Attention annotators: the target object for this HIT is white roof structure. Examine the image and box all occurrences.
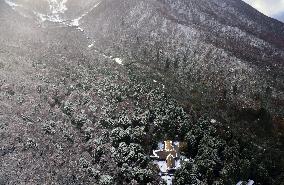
[151,141,182,185]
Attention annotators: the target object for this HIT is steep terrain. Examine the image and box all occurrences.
[80,0,284,116]
[0,0,283,184]
[78,0,284,147]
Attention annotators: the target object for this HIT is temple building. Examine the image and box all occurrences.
[151,140,180,172]
[150,140,181,185]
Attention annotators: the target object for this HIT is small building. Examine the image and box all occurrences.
[151,140,180,172]
[151,140,184,185]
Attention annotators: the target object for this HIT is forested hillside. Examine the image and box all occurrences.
[0,0,283,184]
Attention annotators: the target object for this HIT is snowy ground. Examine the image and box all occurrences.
[4,0,125,66]
[236,180,254,185]
[161,175,174,185]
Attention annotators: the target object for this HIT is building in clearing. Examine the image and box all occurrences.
[151,140,180,172]
[151,140,189,185]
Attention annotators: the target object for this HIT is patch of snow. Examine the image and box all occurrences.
[44,14,62,23]
[175,159,181,168]
[210,119,217,123]
[70,1,101,27]
[247,180,254,185]
[4,0,22,9]
[69,17,85,31]
[158,142,164,150]
[34,12,47,22]
[114,58,123,65]
[33,0,68,23]
[153,80,157,83]
[70,17,81,26]
[161,175,173,185]
[236,180,254,185]
[34,11,64,23]
[154,161,167,173]
[48,0,68,14]
[173,141,179,146]
[76,27,84,32]
[88,43,94,48]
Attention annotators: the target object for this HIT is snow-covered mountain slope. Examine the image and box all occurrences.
[3,0,283,143]
[3,0,101,22]
[73,0,284,117]
[1,0,284,184]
